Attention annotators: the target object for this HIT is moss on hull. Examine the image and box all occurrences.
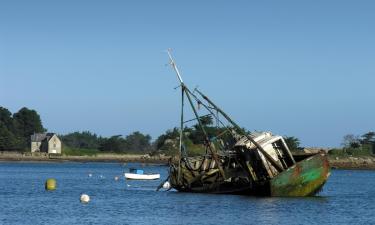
[270,153,331,197]
[169,153,331,197]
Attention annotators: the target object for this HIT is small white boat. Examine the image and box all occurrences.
[124,168,160,180]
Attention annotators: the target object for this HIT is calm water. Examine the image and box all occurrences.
[0,162,374,225]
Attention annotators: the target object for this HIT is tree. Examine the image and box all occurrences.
[155,128,180,150]
[0,123,19,150]
[342,134,361,149]
[0,107,19,150]
[284,136,301,151]
[13,107,46,149]
[99,135,126,152]
[13,107,46,148]
[361,132,375,145]
[200,115,213,127]
[359,131,375,154]
[0,107,14,131]
[189,125,205,144]
[61,131,101,149]
[125,131,152,152]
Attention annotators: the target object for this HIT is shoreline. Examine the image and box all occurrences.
[0,152,170,164]
[1,152,375,170]
[329,156,375,170]
[0,158,169,164]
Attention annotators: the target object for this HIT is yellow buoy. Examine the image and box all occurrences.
[45,179,57,191]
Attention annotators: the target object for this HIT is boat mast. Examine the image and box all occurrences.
[167,50,185,160]
[167,50,184,84]
[167,50,226,179]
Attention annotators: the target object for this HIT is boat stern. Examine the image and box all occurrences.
[270,153,331,197]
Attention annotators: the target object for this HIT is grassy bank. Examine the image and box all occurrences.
[2,145,375,169]
[325,145,375,169]
[328,145,373,158]
[0,150,170,164]
[62,147,100,156]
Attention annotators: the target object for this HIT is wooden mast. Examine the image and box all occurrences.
[167,49,226,179]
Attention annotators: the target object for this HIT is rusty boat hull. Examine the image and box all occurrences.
[270,153,331,197]
[169,152,330,197]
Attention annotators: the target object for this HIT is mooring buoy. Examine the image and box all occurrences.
[80,194,90,204]
[45,178,57,191]
[163,181,171,189]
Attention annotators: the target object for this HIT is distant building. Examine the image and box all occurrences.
[31,133,62,154]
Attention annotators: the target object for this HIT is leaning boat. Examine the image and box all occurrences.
[163,50,330,197]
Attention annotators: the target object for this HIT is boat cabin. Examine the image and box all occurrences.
[129,168,144,175]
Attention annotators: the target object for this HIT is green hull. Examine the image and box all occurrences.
[270,153,331,197]
[169,153,331,197]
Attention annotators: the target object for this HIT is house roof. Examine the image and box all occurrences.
[31,133,57,142]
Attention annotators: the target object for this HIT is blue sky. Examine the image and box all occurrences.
[0,0,374,147]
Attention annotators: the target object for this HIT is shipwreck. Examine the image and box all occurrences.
[162,50,331,197]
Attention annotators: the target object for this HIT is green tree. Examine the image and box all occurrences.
[200,115,213,126]
[342,134,361,149]
[0,123,18,150]
[0,106,48,151]
[361,131,375,145]
[359,131,375,154]
[13,107,46,149]
[155,128,180,150]
[0,107,18,150]
[125,131,152,152]
[0,107,14,130]
[284,136,301,151]
[61,131,101,149]
[99,135,125,152]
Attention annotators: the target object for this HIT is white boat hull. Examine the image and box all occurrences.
[124,173,160,180]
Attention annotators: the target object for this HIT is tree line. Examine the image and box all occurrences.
[0,106,304,154]
[0,107,46,150]
[60,131,152,153]
[1,106,373,156]
[0,106,153,153]
[337,132,375,155]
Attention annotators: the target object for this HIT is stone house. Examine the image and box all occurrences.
[31,133,62,154]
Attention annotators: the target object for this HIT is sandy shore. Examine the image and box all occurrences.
[0,151,170,164]
[329,156,375,170]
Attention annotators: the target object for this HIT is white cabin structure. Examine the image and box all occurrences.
[31,133,62,154]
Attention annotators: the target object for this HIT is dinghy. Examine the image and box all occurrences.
[124,168,160,180]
